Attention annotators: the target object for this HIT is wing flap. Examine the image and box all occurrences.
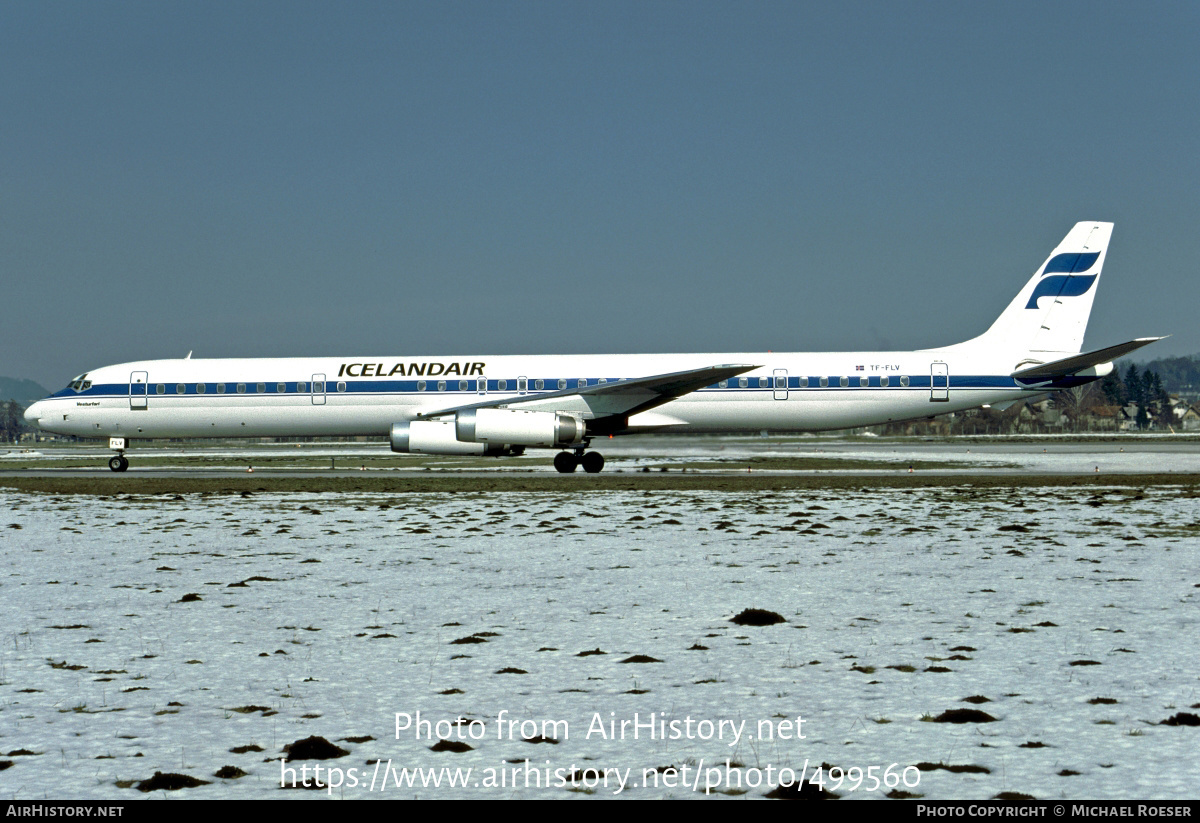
[415,363,760,421]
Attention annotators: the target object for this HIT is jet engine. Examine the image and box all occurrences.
[456,408,586,448]
[390,420,513,455]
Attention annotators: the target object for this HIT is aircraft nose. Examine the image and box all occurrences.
[23,401,43,426]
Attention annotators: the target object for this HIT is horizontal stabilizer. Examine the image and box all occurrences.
[1011,337,1165,379]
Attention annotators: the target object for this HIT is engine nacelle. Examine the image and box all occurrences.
[456,408,586,448]
[390,420,511,455]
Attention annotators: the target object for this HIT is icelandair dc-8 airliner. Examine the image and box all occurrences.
[25,222,1160,473]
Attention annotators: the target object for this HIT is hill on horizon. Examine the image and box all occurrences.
[1119,354,1200,397]
[0,376,50,408]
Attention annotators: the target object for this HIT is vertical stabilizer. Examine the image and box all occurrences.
[965,221,1112,357]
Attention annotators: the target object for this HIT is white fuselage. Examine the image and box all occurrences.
[25,348,1059,442]
[21,221,1141,469]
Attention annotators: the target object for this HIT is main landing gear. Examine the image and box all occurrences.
[554,448,605,474]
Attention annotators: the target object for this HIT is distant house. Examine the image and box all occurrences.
[1039,405,1063,427]
[1084,405,1122,432]
[1121,403,1141,431]
[1182,405,1200,432]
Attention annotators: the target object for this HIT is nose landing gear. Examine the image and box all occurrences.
[107,437,129,472]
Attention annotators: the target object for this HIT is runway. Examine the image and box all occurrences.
[4,436,1200,493]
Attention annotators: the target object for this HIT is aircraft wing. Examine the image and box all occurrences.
[415,363,761,426]
[1011,337,1165,379]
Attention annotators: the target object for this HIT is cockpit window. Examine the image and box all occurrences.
[68,374,92,392]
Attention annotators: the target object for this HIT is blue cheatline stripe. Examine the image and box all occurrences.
[52,373,1068,401]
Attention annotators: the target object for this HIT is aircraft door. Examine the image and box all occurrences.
[930,362,949,402]
[129,371,148,409]
[311,373,326,405]
[773,369,788,400]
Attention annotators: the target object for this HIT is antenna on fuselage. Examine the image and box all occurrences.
[185,351,192,359]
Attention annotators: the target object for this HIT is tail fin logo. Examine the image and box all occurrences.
[1024,251,1101,309]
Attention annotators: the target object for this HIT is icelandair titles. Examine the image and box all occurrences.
[337,362,486,378]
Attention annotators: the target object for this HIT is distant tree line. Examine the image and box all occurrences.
[1125,355,1200,396]
[1,400,24,443]
[1097,364,1173,430]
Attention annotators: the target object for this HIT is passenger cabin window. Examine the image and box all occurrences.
[900,376,910,387]
[297,382,307,393]
[859,376,868,387]
[598,378,607,384]
[437,380,446,391]
[156,384,165,394]
[557,379,567,389]
[257,383,265,393]
[216,383,226,393]
[313,382,323,393]
[237,383,246,393]
[418,381,426,391]
[535,379,544,390]
[337,382,346,392]
[719,380,728,388]
[800,377,809,387]
[759,377,769,388]
[196,383,206,394]
[738,377,748,388]
[459,380,468,391]
[176,383,186,394]
[880,376,890,387]
[819,377,829,387]
[277,383,286,393]
[498,379,508,391]
[577,379,587,388]
[839,376,849,387]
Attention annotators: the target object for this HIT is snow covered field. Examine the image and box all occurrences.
[2,484,1198,799]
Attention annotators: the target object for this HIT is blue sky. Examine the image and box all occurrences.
[3,1,1197,388]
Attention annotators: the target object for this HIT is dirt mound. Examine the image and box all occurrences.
[730,608,785,626]
[284,736,349,761]
[135,772,211,792]
[932,709,997,723]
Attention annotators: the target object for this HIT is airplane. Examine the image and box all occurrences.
[23,221,1160,473]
